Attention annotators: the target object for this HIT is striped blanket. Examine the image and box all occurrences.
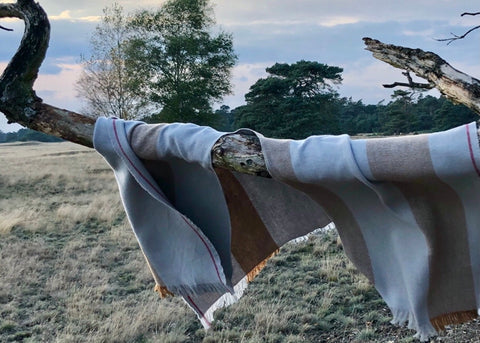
[94,117,480,341]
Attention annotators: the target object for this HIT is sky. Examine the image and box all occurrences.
[1,0,479,132]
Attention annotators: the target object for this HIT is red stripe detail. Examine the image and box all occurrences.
[187,295,211,327]
[466,124,480,177]
[112,119,165,197]
[111,119,225,286]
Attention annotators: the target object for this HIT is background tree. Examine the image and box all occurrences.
[125,0,237,125]
[234,61,343,139]
[76,3,150,120]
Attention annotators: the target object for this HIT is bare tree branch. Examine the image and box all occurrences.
[0,23,12,31]
[383,71,435,89]
[461,12,480,17]
[363,37,480,115]
[436,25,480,45]
[435,11,480,44]
[0,0,96,147]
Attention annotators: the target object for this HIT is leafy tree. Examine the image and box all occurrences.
[234,61,343,139]
[338,98,381,135]
[433,97,479,131]
[214,105,235,131]
[381,90,417,135]
[76,3,150,119]
[125,0,237,125]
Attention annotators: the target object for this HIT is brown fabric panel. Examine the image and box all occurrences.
[261,136,375,283]
[365,135,432,182]
[260,138,296,182]
[367,137,477,319]
[289,181,376,284]
[215,168,279,275]
[129,124,166,160]
[233,172,330,246]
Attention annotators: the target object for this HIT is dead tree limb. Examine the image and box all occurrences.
[0,24,13,31]
[363,37,480,115]
[0,0,96,147]
[383,71,434,90]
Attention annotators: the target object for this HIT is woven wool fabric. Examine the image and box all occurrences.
[94,117,480,341]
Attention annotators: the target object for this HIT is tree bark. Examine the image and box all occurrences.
[1,1,479,177]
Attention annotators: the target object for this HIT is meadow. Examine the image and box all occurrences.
[1,141,479,342]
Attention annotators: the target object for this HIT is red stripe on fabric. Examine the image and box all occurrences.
[112,119,165,197]
[187,295,211,327]
[466,124,480,177]
[111,119,225,286]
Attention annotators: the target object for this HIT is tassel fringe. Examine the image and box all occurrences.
[430,310,478,331]
[154,284,174,298]
[390,308,437,342]
[246,249,279,282]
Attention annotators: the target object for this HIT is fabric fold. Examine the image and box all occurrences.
[94,118,480,341]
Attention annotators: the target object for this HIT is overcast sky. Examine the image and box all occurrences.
[1,0,479,132]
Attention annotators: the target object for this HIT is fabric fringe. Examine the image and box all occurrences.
[390,309,437,342]
[246,249,279,282]
[188,250,280,329]
[154,284,174,298]
[430,310,478,332]
[200,277,249,329]
[173,282,232,299]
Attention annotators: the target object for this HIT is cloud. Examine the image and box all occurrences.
[222,62,273,108]
[49,10,101,22]
[0,60,84,133]
[0,60,84,112]
[319,16,360,27]
[35,62,84,111]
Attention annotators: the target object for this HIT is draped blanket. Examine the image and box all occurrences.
[94,117,480,341]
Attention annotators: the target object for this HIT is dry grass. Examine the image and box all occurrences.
[1,141,480,342]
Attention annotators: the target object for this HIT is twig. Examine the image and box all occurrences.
[0,24,13,31]
[436,25,480,45]
[383,71,434,90]
[436,11,480,44]
[461,12,480,17]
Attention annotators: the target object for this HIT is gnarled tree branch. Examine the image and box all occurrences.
[0,0,95,147]
[383,71,434,89]
[363,37,480,115]
[0,24,13,31]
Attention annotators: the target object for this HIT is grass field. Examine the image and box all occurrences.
[1,141,480,342]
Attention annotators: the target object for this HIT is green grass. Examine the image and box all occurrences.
[1,142,480,342]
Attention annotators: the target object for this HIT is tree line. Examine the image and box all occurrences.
[0,128,63,143]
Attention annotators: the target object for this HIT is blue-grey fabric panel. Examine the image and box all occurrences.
[93,118,228,296]
[285,133,432,333]
[154,123,225,170]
